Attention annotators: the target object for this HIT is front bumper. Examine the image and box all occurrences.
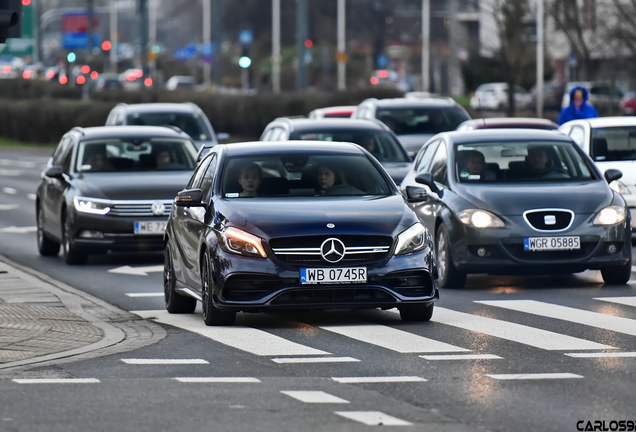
[210,248,438,313]
[449,215,631,275]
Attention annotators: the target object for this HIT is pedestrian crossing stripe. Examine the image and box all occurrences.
[594,296,636,308]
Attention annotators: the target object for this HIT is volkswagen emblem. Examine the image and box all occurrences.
[320,238,346,263]
[151,201,166,216]
[327,223,335,229]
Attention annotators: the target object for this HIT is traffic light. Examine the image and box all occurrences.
[67,52,76,62]
[238,46,251,68]
[0,0,22,44]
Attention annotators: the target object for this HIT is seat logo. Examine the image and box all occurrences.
[151,201,166,216]
[320,238,346,263]
[544,215,556,225]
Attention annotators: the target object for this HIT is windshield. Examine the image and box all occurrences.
[126,112,211,141]
[375,107,469,135]
[76,138,198,172]
[288,129,409,162]
[455,141,596,183]
[591,127,636,161]
[222,154,392,198]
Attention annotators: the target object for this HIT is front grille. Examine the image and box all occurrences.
[524,209,573,231]
[270,235,393,265]
[109,200,173,217]
[271,288,395,305]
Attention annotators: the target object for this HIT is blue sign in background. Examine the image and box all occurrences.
[63,33,101,50]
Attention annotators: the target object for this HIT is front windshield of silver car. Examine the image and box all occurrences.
[455,141,595,183]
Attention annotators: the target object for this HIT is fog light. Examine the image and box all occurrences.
[79,230,104,239]
[477,247,487,257]
[607,244,617,254]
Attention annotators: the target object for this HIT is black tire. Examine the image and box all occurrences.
[601,262,632,285]
[36,204,60,256]
[436,225,466,288]
[61,212,88,265]
[164,242,196,314]
[399,303,434,322]
[201,251,236,326]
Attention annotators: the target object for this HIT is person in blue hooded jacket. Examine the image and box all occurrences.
[557,86,599,125]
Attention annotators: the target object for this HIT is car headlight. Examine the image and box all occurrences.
[73,197,111,215]
[457,209,505,228]
[219,227,267,258]
[395,223,428,255]
[593,205,627,225]
[609,180,631,195]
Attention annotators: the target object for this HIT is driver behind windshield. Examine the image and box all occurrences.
[238,163,263,197]
[315,163,363,195]
[525,146,551,177]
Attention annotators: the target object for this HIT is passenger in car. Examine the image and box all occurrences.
[238,163,263,197]
[86,146,115,172]
[359,136,385,161]
[155,149,172,167]
[315,163,363,195]
[458,150,496,181]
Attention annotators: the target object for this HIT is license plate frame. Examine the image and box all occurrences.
[523,236,581,251]
[300,267,367,285]
[134,221,167,235]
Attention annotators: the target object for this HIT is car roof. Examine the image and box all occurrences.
[466,117,558,128]
[445,128,570,144]
[116,103,201,113]
[573,116,636,128]
[273,118,387,131]
[220,140,365,157]
[71,125,191,140]
[365,97,459,108]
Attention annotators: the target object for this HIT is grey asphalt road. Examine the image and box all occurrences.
[1,147,635,432]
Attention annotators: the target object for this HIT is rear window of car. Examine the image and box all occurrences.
[76,138,198,172]
[126,112,211,141]
[222,153,392,198]
[455,141,596,183]
[375,107,469,136]
[288,129,409,162]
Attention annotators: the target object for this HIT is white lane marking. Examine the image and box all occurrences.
[125,293,164,298]
[0,204,19,211]
[121,359,208,365]
[132,310,330,356]
[0,169,23,177]
[174,377,261,383]
[109,265,163,276]
[486,373,583,380]
[12,378,100,384]
[420,354,503,361]
[0,159,36,168]
[2,187,16,194]
[335,411,412,426]
[281,391,349,404]
[27,193,36,200]
[0,226,37,234]
[477,300,636,338]
[595,296,636,308]
[565,352,636,358]
[428,307,614,351]
[271,357,359,364]
[319,323,470,353]
[332,376,426,384]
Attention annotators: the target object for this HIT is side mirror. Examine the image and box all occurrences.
[44,165,64,178]
[415,173,443,196]
[175,188,205,207]
[217,132,231,143]
[604,169,623,184]
[405,186,428,203]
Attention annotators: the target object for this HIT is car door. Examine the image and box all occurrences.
[42,136,74,239]
[400,139,440,192]
[568,124,589,155]
[418,140,449,233]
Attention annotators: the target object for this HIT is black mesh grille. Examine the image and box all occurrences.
[222,275,282,301]
[525,210,572,230]
[271,288,395,305]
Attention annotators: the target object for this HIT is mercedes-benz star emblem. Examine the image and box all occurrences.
[151,201,166,216]
[320,238,346,263]
[327,223,335,228]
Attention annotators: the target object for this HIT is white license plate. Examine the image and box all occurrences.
[524,236,580,251]
[300,267,367,285]
[134,221,167,235]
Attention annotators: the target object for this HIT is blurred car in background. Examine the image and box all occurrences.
[529,81,565,111]
[469,83,532,111]
[352,97,470,157]
[561,81,623,113]
[619,91,636,115]
[119,68,145,90]
[308,106,356,119]
[166,75,195,91]
[260,117,412,183]
[456,117,558,131]
[105,102,229,150]
[95,73,124,91]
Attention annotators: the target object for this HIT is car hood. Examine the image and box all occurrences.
[395,135,434,155]
[73,171,192,200]
[454,180,612,216]
[215,194,417,240]
[382,162,412,185]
